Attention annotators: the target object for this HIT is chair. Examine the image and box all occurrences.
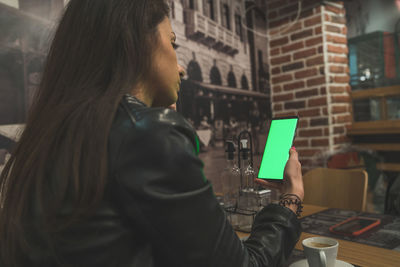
[303,168,368,212]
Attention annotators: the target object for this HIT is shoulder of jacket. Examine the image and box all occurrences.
[113,101,200,154]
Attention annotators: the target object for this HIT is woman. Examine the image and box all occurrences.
[0,0,304,266]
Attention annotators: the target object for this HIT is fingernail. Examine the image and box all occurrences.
[291,146,296,151]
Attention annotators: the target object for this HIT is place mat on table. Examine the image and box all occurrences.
[284,249,361,267]
[300,208,400,250]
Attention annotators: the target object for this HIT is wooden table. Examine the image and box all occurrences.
[236,204,400,267]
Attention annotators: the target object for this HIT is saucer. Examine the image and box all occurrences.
[289,259,354,267]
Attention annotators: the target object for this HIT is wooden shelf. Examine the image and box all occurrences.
[351,85,400,99]
[347,120,400,135]
[376,163,400,172]
[355,143,400,151]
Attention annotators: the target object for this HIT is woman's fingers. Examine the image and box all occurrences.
[289,147,298,160]
[254,178,282,190]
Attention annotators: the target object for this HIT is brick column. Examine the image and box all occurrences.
[267,0,352,169]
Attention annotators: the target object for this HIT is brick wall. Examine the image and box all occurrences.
[267,0,352,169]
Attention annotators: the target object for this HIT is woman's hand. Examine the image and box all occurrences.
[255,147,304,201]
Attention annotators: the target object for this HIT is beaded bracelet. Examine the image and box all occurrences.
[279,193,303,217]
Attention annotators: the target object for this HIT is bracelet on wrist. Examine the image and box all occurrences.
[278,193,303,217]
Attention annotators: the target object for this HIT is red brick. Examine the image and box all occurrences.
[336,114,352,123]
[306,55,324,66]
[294,139,309,147]
[305,16,321,27]
[334,126,345,134]
[318,46,323,54]
[325,25,342,33]
[279,3,299,16]
[270,36,289,48]
[294,48,317,60]
[330,65,345,73]
[291,29,313,41]
[298,108,320,117]
[299,129,323,137]
[282,61,304,72]
[334,136,351,145]
[332,105,347,114]
[328,44,348,54]
[342,27,347,35]
[310,117,329,126]
[325,4,344,14]
[273,103,283,111]
[333,75,350,83]
[308,96,327,107]
[331,95,351,103]
[296,88,319,100]
[320,87,326,95]
[284,81,305,91]
[284,22,303,34]
[329,86,346,93]
[272,67,281,75]
[273,85,282,93]
[272,74,293,84]
[315,26,322,35]
[271,48,280,56]
[325,14,330,22]
[298,149,321,157]
[298,8,314,20]
[271,55,291,65]
[327,15,346,24]
[329,56,348,64]
[307,76,325,87]
[324,127,329,136]
[275,111,297,117]
[298,120,309,128]
[273,92,294,102]
[268,0,288,10]
[295,68,318,79]
[269,17,289,28]
[282,41,304,54]
[323,107,328,115]
[285,100,306,109]
[305,36,323,47]
[270,28,281,36]
[326,34,347,44]
[312,138,329,147]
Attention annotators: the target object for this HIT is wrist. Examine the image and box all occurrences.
[284,189,304,201]
[278,193,303,217]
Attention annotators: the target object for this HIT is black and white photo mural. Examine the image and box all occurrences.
[0,0,272,194]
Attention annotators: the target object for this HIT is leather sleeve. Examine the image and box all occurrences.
[112,114,301,267]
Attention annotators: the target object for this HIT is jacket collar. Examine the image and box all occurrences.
[124,94,148,108]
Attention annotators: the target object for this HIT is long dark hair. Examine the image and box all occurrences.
[0,0,169,265]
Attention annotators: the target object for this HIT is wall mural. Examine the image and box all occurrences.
[0,0,272,193]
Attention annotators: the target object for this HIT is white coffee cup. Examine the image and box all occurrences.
[302,237,338,267]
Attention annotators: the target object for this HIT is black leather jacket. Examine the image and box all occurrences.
[27,95,301,266]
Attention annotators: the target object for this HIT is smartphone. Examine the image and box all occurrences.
[329,216,381,236]
[257,116,298,181]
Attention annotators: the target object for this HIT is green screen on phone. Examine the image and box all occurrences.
[258,117,298,180]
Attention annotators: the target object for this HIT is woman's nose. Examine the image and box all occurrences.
[178,64,186,79]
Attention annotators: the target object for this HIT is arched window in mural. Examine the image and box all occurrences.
[187,60,203,82]
[210,66,222,85]
[241,74,249,90]
[227,71,237,88]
